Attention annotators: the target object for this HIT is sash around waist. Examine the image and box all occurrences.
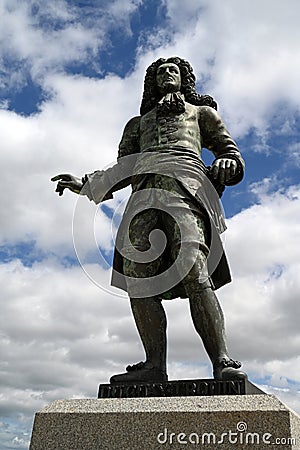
[132,146,207,180]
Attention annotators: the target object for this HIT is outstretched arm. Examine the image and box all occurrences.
[51,169,126,203]
[51,162,134,202]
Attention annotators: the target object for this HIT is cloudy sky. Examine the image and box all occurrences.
[0,0,299,448]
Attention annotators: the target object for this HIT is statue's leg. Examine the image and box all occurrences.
[110,209,168,383]
[170,207,246,381]
[110,296,168,384]
[186,277,228,363]
[130,296,167,373]
[182,252,247,381]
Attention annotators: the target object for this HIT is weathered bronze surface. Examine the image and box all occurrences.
[52,57,246,384]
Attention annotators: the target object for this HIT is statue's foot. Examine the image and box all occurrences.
[110,361,168,384]
[213,357,247,381]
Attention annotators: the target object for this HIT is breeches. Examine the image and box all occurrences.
[122,206,210,286]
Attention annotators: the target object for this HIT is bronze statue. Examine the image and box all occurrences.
[52,57,246,384]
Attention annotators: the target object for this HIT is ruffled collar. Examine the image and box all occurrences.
[157,92,185,115]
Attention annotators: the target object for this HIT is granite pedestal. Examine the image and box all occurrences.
[30,394,300,449]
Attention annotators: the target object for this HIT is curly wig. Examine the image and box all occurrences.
[140,56,217,116]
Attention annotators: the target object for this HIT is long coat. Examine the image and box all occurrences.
[83,103,245,299]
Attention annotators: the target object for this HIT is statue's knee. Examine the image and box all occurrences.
[171,242,197,265]
[198,278,212,290]
[174,244,208,283]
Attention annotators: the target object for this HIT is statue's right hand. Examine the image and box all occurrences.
[51,173,83,196]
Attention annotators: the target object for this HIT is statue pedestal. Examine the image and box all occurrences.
[30,393,300,449]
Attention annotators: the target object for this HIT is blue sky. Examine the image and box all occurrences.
[0,0,300,448]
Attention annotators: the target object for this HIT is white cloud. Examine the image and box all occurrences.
[226,184,300,276]
[0,0,142,90]
[0,1,95,83]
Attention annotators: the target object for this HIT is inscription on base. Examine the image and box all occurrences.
[98,379,263,399]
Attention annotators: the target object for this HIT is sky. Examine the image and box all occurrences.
[0,0,300,448]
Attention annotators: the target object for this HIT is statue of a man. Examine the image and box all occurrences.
[52,57,246,383]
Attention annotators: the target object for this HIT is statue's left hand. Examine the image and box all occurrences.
[51,173,83,196]
[210,158,238,184]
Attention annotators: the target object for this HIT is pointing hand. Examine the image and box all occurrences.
[51,173,83,196]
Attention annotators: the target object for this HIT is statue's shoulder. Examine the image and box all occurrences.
[119,116,141,152]
[123,116,141,132]
[197,105,222,126]
[198,105,220,117]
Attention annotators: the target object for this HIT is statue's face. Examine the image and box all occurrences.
[156,63,181,95]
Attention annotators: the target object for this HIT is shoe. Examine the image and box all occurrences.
[213,357,248,381]
[110,361,168,384]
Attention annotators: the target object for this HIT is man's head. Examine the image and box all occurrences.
[156,62,181,95]
[140,56,217,115]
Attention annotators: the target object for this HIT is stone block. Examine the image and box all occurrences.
[30,394,300,449]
